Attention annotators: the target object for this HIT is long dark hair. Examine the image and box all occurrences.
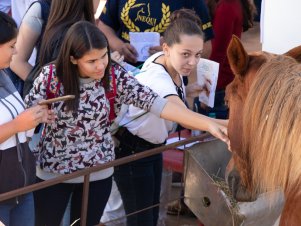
[0,11,18,44]
[55,21,111,111]
[39,0,95,66]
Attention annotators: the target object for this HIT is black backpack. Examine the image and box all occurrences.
[22,0,51,98]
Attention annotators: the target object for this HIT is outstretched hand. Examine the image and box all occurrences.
[208,121,230,148]
[15,105,55,132]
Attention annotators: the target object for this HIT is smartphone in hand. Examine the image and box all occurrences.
[38,95,75,105]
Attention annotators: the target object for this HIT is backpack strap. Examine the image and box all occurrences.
[39,0,51,22]
[45,64,60,99]
[106,65,118,122]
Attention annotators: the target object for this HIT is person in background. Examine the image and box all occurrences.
[114,15,228,226]
[25,20,228,226]
[10,0,100,81]
[10,0,52,80]
[194,0,255,119]
[100,7,210,226]
[0,11,54,226]
[98,0,214,65]
[38,0,97,67]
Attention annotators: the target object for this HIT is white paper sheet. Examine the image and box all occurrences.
[197,58,219,108]
[129,32,160,62]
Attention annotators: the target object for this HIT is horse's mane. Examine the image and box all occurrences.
[242,55,301,195]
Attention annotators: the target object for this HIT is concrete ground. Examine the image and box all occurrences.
[165,22,261,226]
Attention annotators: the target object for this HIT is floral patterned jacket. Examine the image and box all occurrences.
[25,62,165,175]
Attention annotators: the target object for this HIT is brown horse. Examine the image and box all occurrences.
[225,35,301,225]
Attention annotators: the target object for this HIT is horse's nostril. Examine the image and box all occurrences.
[202,196,211,207]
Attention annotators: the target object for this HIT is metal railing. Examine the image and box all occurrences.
[0,133,211,226]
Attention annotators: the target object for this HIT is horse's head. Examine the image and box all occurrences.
[225,35,301,200]
[225,35,270,200]
[226,35,301,155]
[226,36,267,154]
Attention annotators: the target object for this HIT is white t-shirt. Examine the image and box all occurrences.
[120,52,185,144]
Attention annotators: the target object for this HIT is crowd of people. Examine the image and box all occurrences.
[0,0,258,225]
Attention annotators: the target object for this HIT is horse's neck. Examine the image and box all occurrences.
[280,189,301,226]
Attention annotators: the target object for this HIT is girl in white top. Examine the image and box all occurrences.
[120,51,186,144]
[115,16,229,226]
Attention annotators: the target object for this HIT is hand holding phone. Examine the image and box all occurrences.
[38,95,75,105]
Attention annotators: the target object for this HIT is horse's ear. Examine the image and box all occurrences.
[284,45,301,63]
[227,35,249,78]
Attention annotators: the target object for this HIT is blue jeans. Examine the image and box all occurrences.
[0,193,34,226]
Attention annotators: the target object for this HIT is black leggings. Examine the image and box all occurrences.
[34,176,112,226]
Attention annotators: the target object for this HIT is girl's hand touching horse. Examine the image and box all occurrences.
[207,120,230,147]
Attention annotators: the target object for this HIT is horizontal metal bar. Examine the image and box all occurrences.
[0,133,212,202]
